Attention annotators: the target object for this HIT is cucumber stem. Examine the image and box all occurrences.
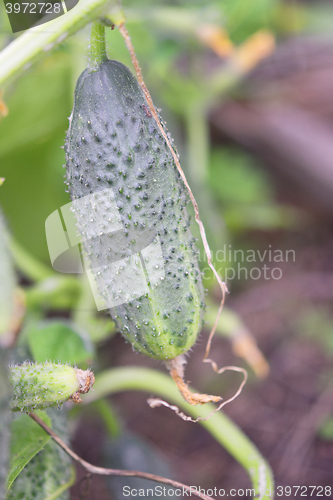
[0,0,121,87]
[90,22,108,70]
[83,366,275,499]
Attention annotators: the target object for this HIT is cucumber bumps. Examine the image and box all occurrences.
[65,59,204,360]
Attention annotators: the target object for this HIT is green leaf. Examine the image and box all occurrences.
[0,350,11,499]
[7,410,51,492]
[7,408,74,500]
[27,320,94,365]
[42,464,75,500]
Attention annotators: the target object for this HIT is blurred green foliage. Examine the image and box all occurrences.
[2,0,333,496]
[0,50,72,262]
[295,306,333,354]
[0,0,328,266]
[26,320,94,365]
[318,417,333,442]
[7,411,51,491]
[209,147,273,205]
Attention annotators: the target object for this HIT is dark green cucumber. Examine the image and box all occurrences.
[65,59,204,360]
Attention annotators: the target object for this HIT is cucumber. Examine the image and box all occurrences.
[9,362,95,412]
[65,59,204,360]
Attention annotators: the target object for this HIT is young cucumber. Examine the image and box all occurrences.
[65,59,204,360]
[10,362,94,412]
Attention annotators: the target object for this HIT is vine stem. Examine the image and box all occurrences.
[0,0,123,87]
[90,22,107,70]
[28,412,215,500]
[82,367,274,499]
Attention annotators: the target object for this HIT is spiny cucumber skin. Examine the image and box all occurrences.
[9,362,79,412]
[65,60,204,360]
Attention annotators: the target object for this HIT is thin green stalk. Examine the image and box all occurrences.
[26,276,81,310]
[0,210,16,340]
[93,399,121,437]
[186,102,209,186]
[83,367,274,499]
[90,22,107,70]
[185,101,228,258]
[10,238,54,282]
[71,271,115,342]
[0,0,124,87]
[72,272,96,328]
